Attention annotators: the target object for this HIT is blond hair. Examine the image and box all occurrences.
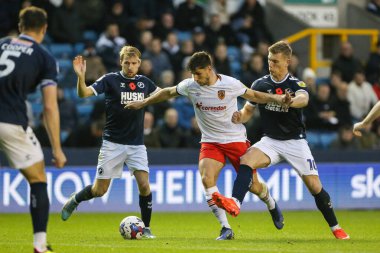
[119,46,141,61]
[268,41,292,58]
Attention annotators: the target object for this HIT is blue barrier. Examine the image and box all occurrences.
[1,163,379,213]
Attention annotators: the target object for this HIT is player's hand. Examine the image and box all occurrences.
[232,111,242,124]
[281,91,293,109]
[73,56,86,78]
[353,122,367,137]
[124,101,145,110]
[52,149,67,168]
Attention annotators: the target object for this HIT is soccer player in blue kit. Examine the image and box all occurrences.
[61,46,157,238]
[0,6,67,253]
[213,41,350,240]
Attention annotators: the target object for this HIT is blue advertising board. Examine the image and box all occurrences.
[0,163,379,213]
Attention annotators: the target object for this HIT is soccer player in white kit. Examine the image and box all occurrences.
[126,51,290,239]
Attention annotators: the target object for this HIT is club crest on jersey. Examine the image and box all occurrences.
[137,82,144,88]
[217,90,225,100]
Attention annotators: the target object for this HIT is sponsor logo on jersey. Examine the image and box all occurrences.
[120,82,126,88]
[217,90,225,100]
[195,102,226,112]
[265,102,289,112]
[297,81,306,87]
[121,92,145,104]
[137,82,144,88]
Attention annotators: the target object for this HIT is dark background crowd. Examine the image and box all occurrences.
[2,0,380,150]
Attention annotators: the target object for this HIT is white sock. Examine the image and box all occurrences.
[330,224,341,231]
[232,197,241,208]
[258,182,275,210]
[33,232,47,252]
[205,186,230,229]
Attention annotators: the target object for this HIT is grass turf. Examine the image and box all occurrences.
[0,210,379,253]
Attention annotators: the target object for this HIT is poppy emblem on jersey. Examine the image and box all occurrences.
[137,82,144,88]
[218,90,225,100]
[275,88,283,94]
[129,82,136,90]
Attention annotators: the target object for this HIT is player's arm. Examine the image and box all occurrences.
[125,86,179,110]
[353,101,380,137]
[289,91,309,108]
[242,89,291,106]
[73,56,94,98]
[232,103,255,124]
[41,85,67,168]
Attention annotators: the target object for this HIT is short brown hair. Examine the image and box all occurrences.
[187,51,212,72]
[269,41,292,58]
[119,46,142,61]
[19,6,47,32]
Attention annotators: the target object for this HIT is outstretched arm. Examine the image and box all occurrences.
[73,56,94,98]
[289,91,309,108]
[242,89,292,107]
[125,86,179,110]
[353,101,380,137]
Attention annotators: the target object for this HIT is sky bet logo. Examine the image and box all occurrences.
[351,167,380,198]
[121,92,144,104]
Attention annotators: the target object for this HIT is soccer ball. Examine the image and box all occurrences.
[119,216,145,240]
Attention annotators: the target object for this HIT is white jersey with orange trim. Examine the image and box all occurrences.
[176,74,248,143]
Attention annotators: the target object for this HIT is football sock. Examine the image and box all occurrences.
[75,185,94,203]
[205,186,230,228]
[33,231,47,252]
[258,182,276,210]
[313,188,338,227]
[232,164,253,204]
[139,193,152,227]
[30,183,49,233]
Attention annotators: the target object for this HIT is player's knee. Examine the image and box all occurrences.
[201,174,215,188]
[137,181,150,195]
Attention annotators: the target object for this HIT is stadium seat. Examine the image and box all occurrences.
[83,30,98,43]
[74,42,85,55]
[49,43,73,59]
[176,31,192,42]
[227,46,241,62]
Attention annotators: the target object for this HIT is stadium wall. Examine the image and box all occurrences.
[1,148,379,213]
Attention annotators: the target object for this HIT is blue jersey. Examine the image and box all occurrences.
[90,72,158,145]
[0,35,58,128]
[248,74,307,140]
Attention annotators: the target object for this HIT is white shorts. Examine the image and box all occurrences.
[252,136,318,176]
[96,140,149,179]
[0,122,44,169]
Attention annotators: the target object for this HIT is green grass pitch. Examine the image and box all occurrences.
[0,210,379,253]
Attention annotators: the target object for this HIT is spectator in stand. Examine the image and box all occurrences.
[213,43,231,75]
[289,53,303,79]
[143,37,173,82]
[206,0,239,25]
[173,96,195,131]
[256,41,269,71]
[152,12,176,41]
[96,23,126,72]
[57,87,78,141]
[136,30,153,54]
[156,108,185,148]
[232,13,265,48]
[330,125,361,150]
[347,70,378,121]
[184,117,202,148]
[367,0,380,17]
[0,1,21,37]
[82,41,107,84]
[192,26,210,52]
[205,13,239,50]
[64,119,104,147]
[365,41,380,85]
[159,70,176,89]
[171,39,195,81]
[329,70,346,101]
[331,82,352,127]
[162,32,180,57]
[331,41,363,83]
[302,68,317,97]
[139,58,156,83]
[154,0,175,20]
[105,1,131,40]
[304,83,339,131]
[143,111,161,148]
[357,122,378,149]
[49,0,84,43]
[175,0,205,31]
[76,0,104,32]
[241,52,267,87]
[125,0,156,25]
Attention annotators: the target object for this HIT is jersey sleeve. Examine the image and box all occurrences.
[176,78,191,96]
[40,54,58,89]
[232,78,247,97]
[90,74,107,96]
[293,79,309,94]
[146,77,158,95]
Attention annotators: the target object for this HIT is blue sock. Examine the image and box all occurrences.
[30,182,49,233]
[232,164,253,204]
[139,193,152,227]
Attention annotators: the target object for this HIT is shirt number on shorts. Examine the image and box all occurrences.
[307,159,317,171]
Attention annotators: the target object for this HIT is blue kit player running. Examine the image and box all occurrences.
[0,6,67,253]
[213,41,350,240]
[61,46,157,238]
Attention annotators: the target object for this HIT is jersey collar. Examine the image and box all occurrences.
[18,34,36,42]
[119,71,138,80]
[270,73,289,84]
